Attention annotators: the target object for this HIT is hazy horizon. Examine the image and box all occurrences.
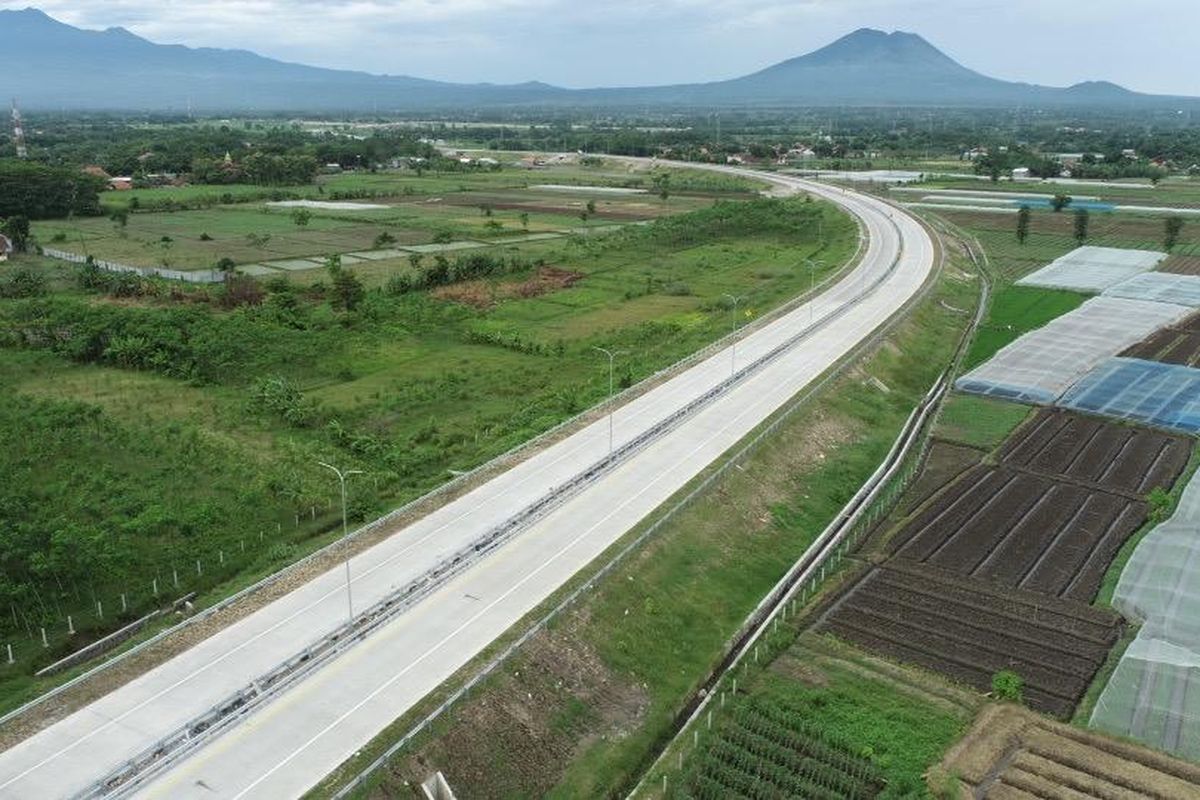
[4,0,1198,96]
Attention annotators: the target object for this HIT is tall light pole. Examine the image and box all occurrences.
[804,258,824,327]
[723,293,745,377]
[593,346,616,455]
[318,461,363,623]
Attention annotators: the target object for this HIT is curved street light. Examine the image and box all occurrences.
[318,461,363,623]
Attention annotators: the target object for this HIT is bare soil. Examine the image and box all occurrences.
[818,561,1122,718]
[431,266,584,309]
[1158,254,1200,276]
[374,608,647,800]
[888,410,1189,602]
[1121,310,1200,366]
[939,703,1200,799]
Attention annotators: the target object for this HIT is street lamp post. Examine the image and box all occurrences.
[723,293,745,377]
[593,346,616,455]
[318,461,363,623]
[803,258,824,327]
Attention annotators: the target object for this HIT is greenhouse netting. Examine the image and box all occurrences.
[1104,272,1200,307]
[956,297,1191,403]
[1058,358,1200,433]
[1017,245,1167,293]
[1090,467,1200,760]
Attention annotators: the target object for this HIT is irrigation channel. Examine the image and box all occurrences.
[72,181,912,799]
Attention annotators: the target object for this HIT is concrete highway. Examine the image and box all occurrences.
[0,168,935,799]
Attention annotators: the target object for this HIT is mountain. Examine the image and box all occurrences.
[2,9,1191,111]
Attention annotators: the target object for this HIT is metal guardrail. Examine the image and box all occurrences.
[0,174,865,736]
[80,189,906,800]
[323,201,921,800]
[627,208,995,799]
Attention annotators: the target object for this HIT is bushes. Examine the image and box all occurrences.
[385,252,540,297]
[250,375,320,427]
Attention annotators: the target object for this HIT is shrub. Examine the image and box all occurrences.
[1148,486,1173,522]
[991,670,1024,703]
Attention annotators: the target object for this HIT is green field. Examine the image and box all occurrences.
[962,284,1087,369]
[934,393,1032,450]
[34,163,756,274]
[314,250,981,799]
[666,640,973,800]
[0,190,853,709]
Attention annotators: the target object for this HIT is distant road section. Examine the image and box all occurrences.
[0,166,936,800]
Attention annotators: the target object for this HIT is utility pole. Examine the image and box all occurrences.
[11,99,28,159]
[318,461,363,623]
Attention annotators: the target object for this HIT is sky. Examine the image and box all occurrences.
[7,0,1199,96]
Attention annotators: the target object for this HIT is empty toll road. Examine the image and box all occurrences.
[0,169,936,800]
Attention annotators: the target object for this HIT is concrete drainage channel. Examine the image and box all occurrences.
[78,216,907,800]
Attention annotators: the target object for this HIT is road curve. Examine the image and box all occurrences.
[0,168,935,800]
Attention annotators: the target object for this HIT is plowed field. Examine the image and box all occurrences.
[889,410,1188,602]
[821,409,1191,718]
[940,704,1200,799]
[819,562,1122,718]
[1121,310,1200,366]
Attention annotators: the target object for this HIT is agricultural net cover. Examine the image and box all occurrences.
[1017,245,1167,293]
[1103,272,1200,307]
[1058,358,1200,433]
[1091,467,1200,760]
[955,297,1191,404]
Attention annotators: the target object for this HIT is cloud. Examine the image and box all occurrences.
[4,0,1197,94]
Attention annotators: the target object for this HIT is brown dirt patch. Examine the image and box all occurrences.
[380,608,647,799]
[939,703,1200,799]
[432,266,584,309]
[1159,254,1200,276]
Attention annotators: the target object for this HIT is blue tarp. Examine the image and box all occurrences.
[1059,357,1200,434]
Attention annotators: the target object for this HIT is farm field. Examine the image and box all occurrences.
[661,633,977,800]
[1121,309,1200,364]
[1161,254,1200,275]
[819,560,1122,719]
[889,409,1189,601]
[820,408,1191,719]
[941,703,1200,799]
[34,162,765,274]
[961,284,1086,369]
[915,176,1200,209]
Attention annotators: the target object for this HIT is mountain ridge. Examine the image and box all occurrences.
[2,8,1190,111]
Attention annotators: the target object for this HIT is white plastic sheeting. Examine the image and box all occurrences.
[1017,246,1167,293]
[1091,467,1200,760]
[1104,272,1200,307]
[956,297,1192,403]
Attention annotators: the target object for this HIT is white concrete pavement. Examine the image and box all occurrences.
[0,170,934,799]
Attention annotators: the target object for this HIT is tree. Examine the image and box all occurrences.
[327,255,364,311]
[290,208,312,227]
[1,215,31,251]
[652,171,672,205]
[1051,194,1072,212]
[110,209,129,229]
[1165,216,1185,251]
[216,257,237,274]
[519,212,530,231]
[1016,206,1031,245]
[586,199,596,216]
[1074,208,1090,244]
